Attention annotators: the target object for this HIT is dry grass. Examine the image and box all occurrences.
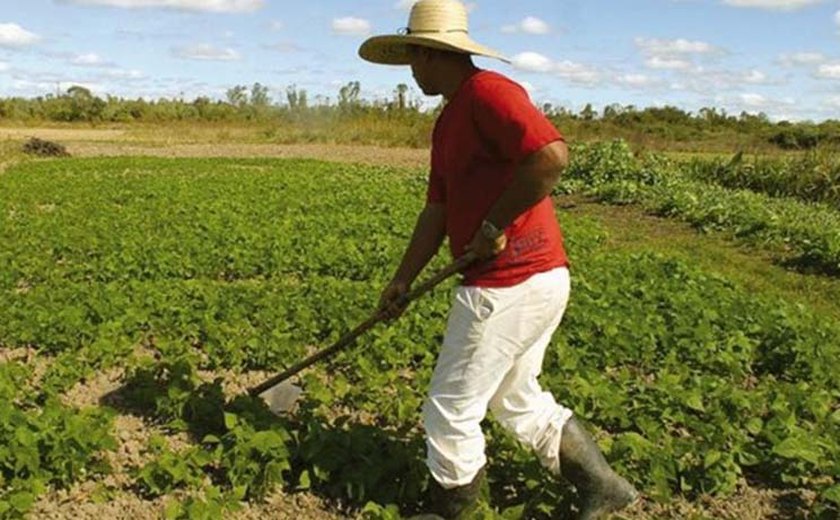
[0,125,429,170]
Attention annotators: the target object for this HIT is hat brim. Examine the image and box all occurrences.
[359,33,509,65]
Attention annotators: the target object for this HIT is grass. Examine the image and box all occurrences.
[557,194,840,319]
[3,119,827,156]
[1,152,836,519]
[2,124,837,320]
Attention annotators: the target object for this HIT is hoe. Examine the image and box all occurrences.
[249,252,477,414]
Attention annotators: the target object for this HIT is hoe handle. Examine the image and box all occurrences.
[248,252,478,397]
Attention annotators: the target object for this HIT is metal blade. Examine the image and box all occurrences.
[258,379,303,415]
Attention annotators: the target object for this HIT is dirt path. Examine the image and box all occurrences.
[71,142,429,169]
[0,127,127,141]
[1,126,429,170]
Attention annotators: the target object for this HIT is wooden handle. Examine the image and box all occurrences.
[248,252,477,397]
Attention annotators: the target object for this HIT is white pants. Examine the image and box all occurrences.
[423,267,573,488]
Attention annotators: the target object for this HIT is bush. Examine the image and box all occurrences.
[21,138,70,158]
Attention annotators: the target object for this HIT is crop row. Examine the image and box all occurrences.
[0,156,837,518]
[682,149,840,208]
[560,141,840,275]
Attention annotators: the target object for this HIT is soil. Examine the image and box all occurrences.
[2,127,818,519]
[29,361,349,519]
[69,142,429,170]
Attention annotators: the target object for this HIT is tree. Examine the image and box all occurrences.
[580,103,596,121]
[64,85,105,121]
[338,81,361,111]
[250,82,271,107]
[602,103,623,120]
[226,85,248,107]
[394,83,409,111]
[286,84,308,110]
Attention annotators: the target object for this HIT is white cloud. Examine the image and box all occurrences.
[616,73,660,88]
[58,0,263,12]
[512,52,600,85]
[637,37,719,75]
[816,63,840,78]
[269,20,284,31]
[740,93,768,107]
[704,93,795,119]
[742,69,767,83]
[512,51,553,72]
[827,95,840,108]
[835,9,840,27]
[778,51,826,66]
[175,44,240,61]
[262,41,302,53]
[645,56,693,70]
[11,77,106,96]
[0,23,41,47]
[72,53,111,67]
[554,60,600,84]
[0,62,8,72]
[332,17,371,36]
[662,64,779,94]
[101,68,144,79]
[722,0,824,10]
[635,37,716,56]
[503,16,550,35]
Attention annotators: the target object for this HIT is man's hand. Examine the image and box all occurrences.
[465,228,507,260]
[379,279,410,320]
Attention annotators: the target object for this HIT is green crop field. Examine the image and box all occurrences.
[1,152,838,519]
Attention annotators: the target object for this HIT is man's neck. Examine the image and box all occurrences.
[441,62,480,101]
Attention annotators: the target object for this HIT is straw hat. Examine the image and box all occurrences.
[359,0,509,65]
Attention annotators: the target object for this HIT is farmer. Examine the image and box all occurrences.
[359,1,638,518]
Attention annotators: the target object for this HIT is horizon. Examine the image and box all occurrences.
[1,0,839,123]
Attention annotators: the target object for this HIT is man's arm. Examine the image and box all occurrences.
[467,140,569,258]
[380,202,447,318]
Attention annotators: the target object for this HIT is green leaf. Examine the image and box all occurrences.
[298,470,311,490]
[704,450,722,468]
[746,417,763,436]
[772,436,821,465]
[684,391,705,412]
[202,434,221,444]
[164,499,184,519]
[9,491,35,513]
[822,485,840,505]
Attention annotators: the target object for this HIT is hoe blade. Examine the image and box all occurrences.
[258,380,303,414]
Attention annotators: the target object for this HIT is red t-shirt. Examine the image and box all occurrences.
[428,69,569,287]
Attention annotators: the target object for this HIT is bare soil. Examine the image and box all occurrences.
[29,361,349,519]
[1,126,428,169]
[3,127,817,519]
[69,142,428,169]
[0,127,127,141]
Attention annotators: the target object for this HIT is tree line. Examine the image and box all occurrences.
[1,82,838,151]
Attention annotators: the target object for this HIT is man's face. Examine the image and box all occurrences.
[408,46,438,96]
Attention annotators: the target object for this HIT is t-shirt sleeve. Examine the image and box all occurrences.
[472,78,564,163]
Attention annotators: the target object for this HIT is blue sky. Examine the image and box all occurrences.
[1,0,839,121]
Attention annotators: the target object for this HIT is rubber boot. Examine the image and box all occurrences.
[560,417,639,520]
[425,466,488,520]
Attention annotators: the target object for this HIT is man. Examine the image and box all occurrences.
[359,1,638,518]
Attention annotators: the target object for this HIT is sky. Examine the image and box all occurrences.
[1,0,839,121]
